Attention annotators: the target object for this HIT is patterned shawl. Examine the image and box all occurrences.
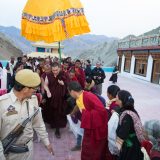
[119,110,145,143]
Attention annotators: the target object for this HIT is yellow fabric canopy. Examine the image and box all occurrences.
[21,0,90,43]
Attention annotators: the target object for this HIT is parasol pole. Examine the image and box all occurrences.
[58,41,62,64]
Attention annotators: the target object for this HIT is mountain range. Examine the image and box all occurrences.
[0,26,33,53]
[0,32,23,59]
[62,34,118,58]
[0,25,159,66]
[0,26,119,66]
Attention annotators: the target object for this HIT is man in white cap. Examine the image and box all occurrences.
[0,69,54,160]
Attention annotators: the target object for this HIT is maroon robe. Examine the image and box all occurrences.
[108,101,119,120]
[46,71,68,128]
[40,73,50,123]
[80,91,108,160]
[74,67,85,89]
[37,65,45,77]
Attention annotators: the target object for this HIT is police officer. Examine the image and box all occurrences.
[0,69,54,160]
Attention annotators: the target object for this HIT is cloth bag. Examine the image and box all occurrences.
[67,115,84,137]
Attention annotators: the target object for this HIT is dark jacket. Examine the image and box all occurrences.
[91,67,106,85]
[85,65,92,78]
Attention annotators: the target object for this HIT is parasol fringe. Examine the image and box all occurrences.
[21,15,90,43]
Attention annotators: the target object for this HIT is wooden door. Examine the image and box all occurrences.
[118,57,122,72]
[152,60,160,84]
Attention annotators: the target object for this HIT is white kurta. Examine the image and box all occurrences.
[108,111,119,155]
[1,68,7,89]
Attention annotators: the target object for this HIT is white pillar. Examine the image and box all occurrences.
[146,55,153,82]
[130,55,135,75]
[117,56,119,66]
[121,55,125,73]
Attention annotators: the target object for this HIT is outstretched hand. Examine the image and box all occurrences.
[46,144,54,155]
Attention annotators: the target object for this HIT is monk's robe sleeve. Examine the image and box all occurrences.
[80,92,108,140]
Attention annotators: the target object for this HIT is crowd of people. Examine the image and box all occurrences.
[0,55,159,160]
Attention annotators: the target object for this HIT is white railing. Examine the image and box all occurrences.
[118,34,160,49]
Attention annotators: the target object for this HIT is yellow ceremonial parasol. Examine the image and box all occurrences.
[21,0,90,43]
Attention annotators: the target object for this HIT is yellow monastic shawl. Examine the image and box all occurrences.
[76,92,85,112]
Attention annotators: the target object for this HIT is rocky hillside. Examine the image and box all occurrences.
[62,34,119,66]
[140,26,160,36]
[0,26,33,53]
[62,34,118,58]
[78,40,118,66]
[0,32,23,59]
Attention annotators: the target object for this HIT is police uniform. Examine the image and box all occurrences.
[0,69,50,160]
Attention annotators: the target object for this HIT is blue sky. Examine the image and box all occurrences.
[0,0,160,38]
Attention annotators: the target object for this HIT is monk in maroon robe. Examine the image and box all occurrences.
[68,81,108,160]
[68,69,79,83]
[37,59,45,77]
[72,60,85,89]
[44,62,68,138]
[62,61,69,74]
[61,61,70,83]
[40,64,51,123]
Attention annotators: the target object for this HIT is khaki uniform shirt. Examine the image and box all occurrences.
[0,90,49,160]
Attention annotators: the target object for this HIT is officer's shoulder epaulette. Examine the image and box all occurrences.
[0,94,9,101]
